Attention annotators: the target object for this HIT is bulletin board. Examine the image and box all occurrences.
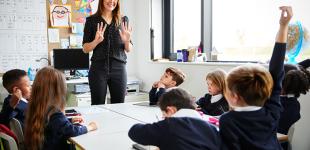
[46,0,98,59]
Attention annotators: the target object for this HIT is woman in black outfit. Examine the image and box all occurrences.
[83,0,132,105]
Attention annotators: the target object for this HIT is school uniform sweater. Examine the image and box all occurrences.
[219,43,286,150]
[149,87,166,105]
[196,93,229,116]
[278,96,300,134]
[43,111,87,150]
[0,95,27,128]
[128,109,221,150]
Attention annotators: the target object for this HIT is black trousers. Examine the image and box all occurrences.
[88,59,127,105]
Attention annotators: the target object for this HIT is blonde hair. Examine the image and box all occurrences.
[24,67,67,150]
[206,69,227,92]
[225,64,273,106]
[94,0,121,26]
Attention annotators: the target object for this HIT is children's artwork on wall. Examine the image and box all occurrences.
[76,0,96,16]
[62,0,68,4]
[76,17,86,23]
[50,5,72,27]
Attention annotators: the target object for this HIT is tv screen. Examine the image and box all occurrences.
[53,49,89,70]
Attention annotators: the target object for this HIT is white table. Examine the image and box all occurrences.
[69,103,287,150]
[69,104,159,150]
[98,102,162,123]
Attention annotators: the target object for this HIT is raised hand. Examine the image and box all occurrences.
[279,6,293,26]
[119,21,132,43]
[94,22,107,44]
[10,87,22,108]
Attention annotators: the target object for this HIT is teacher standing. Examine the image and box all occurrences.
[83,0,132,105]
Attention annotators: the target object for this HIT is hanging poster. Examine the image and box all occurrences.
[50,5,72,27]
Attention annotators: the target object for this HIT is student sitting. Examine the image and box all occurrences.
[219,6,292,149]
[149,67,186,105]
[278,62,310,135]
[196,69,229,116]
[0,69,31,128]
[24,67,97,150]
[129,88,221,150]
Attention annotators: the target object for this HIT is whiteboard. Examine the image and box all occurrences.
[0,0,48,73]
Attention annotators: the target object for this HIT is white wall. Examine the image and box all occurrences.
[121,0,137,77]
[130,0,310,149]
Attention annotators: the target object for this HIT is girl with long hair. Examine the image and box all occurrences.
[24,67,97,150]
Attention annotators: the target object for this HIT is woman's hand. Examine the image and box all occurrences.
[94,22,107,44]
[119,21,132,43]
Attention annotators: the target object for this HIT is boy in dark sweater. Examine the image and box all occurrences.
[0,69,31,128]
[129,88,221,150]
[149,67,186,105]
[219,6,292,149]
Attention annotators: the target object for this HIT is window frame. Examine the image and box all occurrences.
[161,0,212,60]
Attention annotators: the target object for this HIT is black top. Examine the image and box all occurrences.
[196,93,229,116]
[128,117,221,150]
[83,15,127,64]
[219,43,286,150]
[299,59,310,69]
[149,87,166,105]
[278,96,300,134]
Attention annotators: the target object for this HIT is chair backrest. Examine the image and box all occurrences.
[9,118,24,150]
[0,132,18,150]
[287,124,295,150]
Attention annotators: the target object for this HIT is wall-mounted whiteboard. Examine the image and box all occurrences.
[0,0,48,73]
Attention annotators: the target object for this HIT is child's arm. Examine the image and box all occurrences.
[0,88,22,124]
[196,94,209,107]
[48,112,89,138]
[128,121,167,146]
[265,6,292,118]
[149,87,158,105]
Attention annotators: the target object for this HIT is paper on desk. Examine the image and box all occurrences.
[48,28,60,43]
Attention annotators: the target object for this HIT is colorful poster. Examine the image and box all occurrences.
[50,5,72,27]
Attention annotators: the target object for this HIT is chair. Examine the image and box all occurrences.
[9,118,24,150]
[0,132,18,150]
[287,124,295,150]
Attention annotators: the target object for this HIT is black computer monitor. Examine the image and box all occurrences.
[53,48,89,71]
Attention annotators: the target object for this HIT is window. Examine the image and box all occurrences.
[155,0,310,62]
[212,0,310,62]
[173,0,201,52]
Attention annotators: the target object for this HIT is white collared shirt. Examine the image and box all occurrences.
[280,94,295,98]
[9,94,28,103]
[20,97,28,103]
[172,109,203,120]
[233,106,262,112]
[210,94,223,103]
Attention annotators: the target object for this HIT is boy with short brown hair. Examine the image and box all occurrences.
[0,69,31,128]
[149,67,186,105]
